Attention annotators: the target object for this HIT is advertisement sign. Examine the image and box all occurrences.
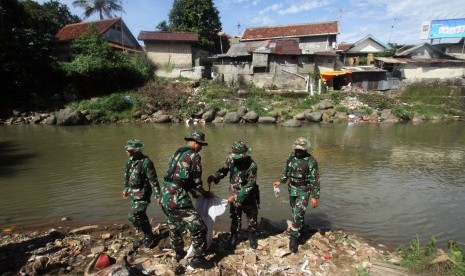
[429,18,465,39]
[420,21,431,40]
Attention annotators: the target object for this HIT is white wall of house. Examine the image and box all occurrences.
[402,64,465,79]
[145,42,193,68]
[347,40,386,53]
[155,66,204,80]
[299,35,336,54]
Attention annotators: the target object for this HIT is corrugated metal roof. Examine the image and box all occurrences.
[219,39,302,57]
[342,66,387,72]
[55,18,120,41]
[375,57,406,64]
[138,31,198,42]
[240,21,338,41]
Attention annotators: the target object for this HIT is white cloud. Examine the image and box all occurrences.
[278,0,333,15]
[259,3,283,15]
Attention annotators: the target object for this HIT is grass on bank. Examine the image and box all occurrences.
[66,79,464,122]
[396,236,465,276]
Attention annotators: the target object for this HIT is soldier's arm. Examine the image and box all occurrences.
[237,162,258,203]
[279,155,292,185]
[144,159,161,199]
[214,157,232,180]
[191,154,204,191]
[123,160,131,193]
[309,158,320,199]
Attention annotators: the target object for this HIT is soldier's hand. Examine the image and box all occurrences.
[207,175,217,184]
[201,191,215,199]
[122,191,128,199]
[311,198,319,208]
[227,195,234,203]
[157,197,162,205]
[273,181,281,188]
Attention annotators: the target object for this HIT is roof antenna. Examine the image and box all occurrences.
[237,22,241,37]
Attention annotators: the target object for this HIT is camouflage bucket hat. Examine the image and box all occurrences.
[293,137,310,151]
[125,139,144,151]
[184,131,208,145]
[230,141,251,159]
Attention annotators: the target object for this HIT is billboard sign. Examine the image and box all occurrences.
[420,21,431,40]
[429,18,465,39]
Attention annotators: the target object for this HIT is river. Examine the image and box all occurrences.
[1,122,464,247]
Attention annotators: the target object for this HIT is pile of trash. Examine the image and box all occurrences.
[0,219,403,275]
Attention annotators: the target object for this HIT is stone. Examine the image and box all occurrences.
[282,119,302,127]
[202,110,215,122]
[224,112,240,123]
[258,116,276,124]
[243,111,259,123]
[305,111,323,122]
[237,106,248,117]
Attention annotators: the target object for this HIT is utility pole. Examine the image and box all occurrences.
[236,22,241,37]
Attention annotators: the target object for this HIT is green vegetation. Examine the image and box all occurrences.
[163,0,229,53]
[72,0,124,19]
[68,92,136,121]
[354,266,370,276]
[60,26,154,97]
[395,83,464,118]
[397,237,465,275]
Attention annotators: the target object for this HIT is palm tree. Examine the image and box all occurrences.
[72,0,124,19]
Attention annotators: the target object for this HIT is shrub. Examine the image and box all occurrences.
[329,91,345,105]
[357,93,397,110]
[397,236,437,272]
[392,105,414,121]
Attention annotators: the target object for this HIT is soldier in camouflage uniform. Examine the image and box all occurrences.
[161,131,213,269]
[273,138,320,253]
[123,139,160,247]
[207,141,260,250]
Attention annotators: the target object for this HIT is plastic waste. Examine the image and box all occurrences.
[184,195,228,259]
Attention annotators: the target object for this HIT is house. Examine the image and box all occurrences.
[55,17,141,58]
[213,21,340,90]
[337,34,388,65]
[432,38,465,60]
[375,43,465,80]
[138,31,209,80]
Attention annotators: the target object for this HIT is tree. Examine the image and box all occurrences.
[156,20,170,31]
[72,0,123,19]
[166,0,229,53]
[0,0,79,114]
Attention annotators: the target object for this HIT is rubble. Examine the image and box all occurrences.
[0,220,405,275]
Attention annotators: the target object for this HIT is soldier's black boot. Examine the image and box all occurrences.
[289,236,298,253]
[228,232,239,250]
[140,224,155,247]
[248,232,258,249]
[175,249,187,262]
[188,256,214,270]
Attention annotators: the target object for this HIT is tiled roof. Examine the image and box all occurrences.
[219,39,301,57]
[337,43,354,51]
[138,31,198,42]
[241,21,338,41]
[55,18,120,41]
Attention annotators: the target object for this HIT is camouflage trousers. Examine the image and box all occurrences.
[163,207,207,257]
[230,203,258,234]
[289,192,310,238]
[128,199,151,228]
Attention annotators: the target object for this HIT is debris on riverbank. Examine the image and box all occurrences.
[0,219,407,275]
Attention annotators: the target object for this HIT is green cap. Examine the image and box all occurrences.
[125,139,144,151]
[293,137,310,151]
[184,131,208,145]
[230,141,251,159]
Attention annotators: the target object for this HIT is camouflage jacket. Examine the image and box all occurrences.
[213,157,258,205]
[279,152,320,199]
[124,155,160,199]
[161,146,204,209]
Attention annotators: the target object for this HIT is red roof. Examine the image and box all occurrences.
[138,31,198,43]
[241,21,338,41]
[55,18,120,41]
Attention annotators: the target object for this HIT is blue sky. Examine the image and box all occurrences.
[39,0,465,45]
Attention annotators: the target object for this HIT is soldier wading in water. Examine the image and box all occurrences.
[122,139,160,247]
[208,141,260,250]
[161,131,213,269]
[273,137,320,253]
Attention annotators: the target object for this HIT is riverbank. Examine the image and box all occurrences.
[1,79,464,126]
[0,220,406,275]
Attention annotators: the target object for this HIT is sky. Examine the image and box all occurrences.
[37,0,465,46]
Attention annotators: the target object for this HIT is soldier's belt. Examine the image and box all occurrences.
[289,180,309,187]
